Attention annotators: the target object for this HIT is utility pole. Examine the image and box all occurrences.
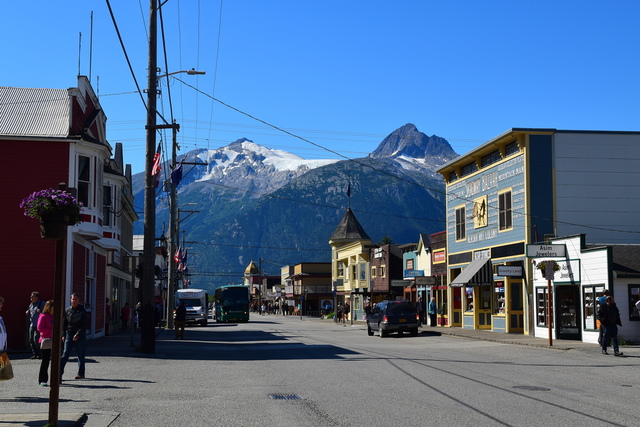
[141,0,158,354]
[158,121,179,329]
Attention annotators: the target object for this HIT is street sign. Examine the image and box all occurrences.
[526,244,566,258]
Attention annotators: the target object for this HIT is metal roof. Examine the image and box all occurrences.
[0,86,70,138]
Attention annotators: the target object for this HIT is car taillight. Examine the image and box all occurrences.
[382,315,389,323]
[416,314,420,322]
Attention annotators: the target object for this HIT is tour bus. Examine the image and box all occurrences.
[213,285,250,323]
[175,289,209,326]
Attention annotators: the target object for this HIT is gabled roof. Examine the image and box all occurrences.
[329,208,371,243]
[0,86,70,138]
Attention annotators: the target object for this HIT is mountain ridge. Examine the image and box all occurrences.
[132,124,457,291]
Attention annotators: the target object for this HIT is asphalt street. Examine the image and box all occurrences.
[1,316,638,426]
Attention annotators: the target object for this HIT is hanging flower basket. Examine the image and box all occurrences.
[20,188,83,240]
[536,260,560,275]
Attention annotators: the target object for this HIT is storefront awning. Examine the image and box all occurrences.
[450,258,493,287]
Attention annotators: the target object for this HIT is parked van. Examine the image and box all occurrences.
[175,289,209,326]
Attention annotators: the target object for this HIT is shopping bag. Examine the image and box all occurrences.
[0,352,14,380]
[40,338,52,350]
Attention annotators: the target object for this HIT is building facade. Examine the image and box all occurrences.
[1,77,133,349]
[437,128,640,336]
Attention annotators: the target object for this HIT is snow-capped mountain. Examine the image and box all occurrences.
[132,124,458,290]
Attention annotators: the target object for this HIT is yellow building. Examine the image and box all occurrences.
[329,208,372,321]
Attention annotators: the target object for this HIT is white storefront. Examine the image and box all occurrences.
[532,235,640,344]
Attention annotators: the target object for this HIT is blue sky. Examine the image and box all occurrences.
[2,1,639,174]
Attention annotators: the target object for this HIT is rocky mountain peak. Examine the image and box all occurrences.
[369,123,457,160]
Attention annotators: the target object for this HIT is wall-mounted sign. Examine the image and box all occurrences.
[391,280,411,287]
[497,265,522,277]
[404,269,424,278]
[433,250,446,263]
[415,276,436,285]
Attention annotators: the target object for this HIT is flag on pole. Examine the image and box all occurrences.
[152,143,162,176]
[174,246,182,265]
[152,143,162,187]
[178,249,188,272]
[171,162,183,186]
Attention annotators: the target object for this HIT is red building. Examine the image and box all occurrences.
[0,77,135,350]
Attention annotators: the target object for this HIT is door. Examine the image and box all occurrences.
[555,285,581,340]
[476,285,492,329]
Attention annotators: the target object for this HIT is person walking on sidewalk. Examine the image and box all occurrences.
[26,291,45,359]
[174,300,187,340]
[598,296,623,356]
[37,300,54,386]
[60,293,88,381]
[428,297,438,327]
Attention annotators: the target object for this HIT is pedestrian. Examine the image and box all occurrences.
[120,302,130,331]
[336,303,343,323]
[37,300,54,386]
[416,297,424,325]
[155,303,162,327]
[60,293,88,381]
[105,298,112,336]
[282,301,288,316]
[344,302,350,322]
[174,300,187,340]
[598,296,623,356]
[0,297,6,354]
[428,297,437,327]
[26,291,46,359]
[597,289,610,345]
[134,302,142,331]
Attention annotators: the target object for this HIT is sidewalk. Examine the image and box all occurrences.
[319,317,628,354]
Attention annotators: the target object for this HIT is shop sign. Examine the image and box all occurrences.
[554,260,580,283]
[415,276,436,285]
[526,244,566,257]
[497,265,522,277]
[391,280,411,287]
[404,269,424,278]
[433,250,446,263]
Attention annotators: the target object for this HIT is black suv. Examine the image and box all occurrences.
[366,300,420,337]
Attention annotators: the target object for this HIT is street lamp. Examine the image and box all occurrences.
[158,68,206,78]
[152,68,205,332]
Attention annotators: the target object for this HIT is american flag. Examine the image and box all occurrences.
[152,142,162,177]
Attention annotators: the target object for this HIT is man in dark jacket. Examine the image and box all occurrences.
[174,300,187,340]
[598,296,623,356]
[60,293,88,380]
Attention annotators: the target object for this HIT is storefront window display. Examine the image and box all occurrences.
[465,287,474,312]
[494,281,505,314]
[536,287,551,326]
[583,286,605,330]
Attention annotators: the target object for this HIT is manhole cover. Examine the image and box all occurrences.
[513,386,550,391]
[270,394,301,400]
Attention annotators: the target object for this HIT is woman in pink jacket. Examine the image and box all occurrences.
[36,300,54,386]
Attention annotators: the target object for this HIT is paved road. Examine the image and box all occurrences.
[1,316,638,426]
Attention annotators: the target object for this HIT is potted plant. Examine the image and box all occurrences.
[20,188,83,239]
[535,260,560,276]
